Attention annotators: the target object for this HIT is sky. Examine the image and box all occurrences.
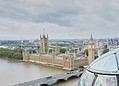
[0,0,119,40]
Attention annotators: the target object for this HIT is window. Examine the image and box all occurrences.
[94,75,117,86]
[78,70,95,86]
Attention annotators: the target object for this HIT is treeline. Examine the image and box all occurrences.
[0,48,23,60]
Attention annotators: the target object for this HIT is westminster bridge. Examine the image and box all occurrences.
[15,69,83,86]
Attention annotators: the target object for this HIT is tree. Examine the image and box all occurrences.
[84,49,88,57]
[60,48,66,54]
[101,44,109,55]
[49,49,52,53]
[0,48,23,60]
[101,49,109,55]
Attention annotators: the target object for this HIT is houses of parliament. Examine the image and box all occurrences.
[23,33,96,70]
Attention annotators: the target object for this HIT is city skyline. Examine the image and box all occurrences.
[0,0,119,40]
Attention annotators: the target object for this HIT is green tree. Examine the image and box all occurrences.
[0,48,23,60]
[60,48,66,54]
[84,49,88,57]
[101,49,109,55]
[49,49,52,53]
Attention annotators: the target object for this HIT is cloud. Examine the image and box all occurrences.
[0,0,119,39]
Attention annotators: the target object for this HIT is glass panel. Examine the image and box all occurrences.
[94,75,117,86]
[89,53,118,73]
[115,52,119,68]
[78,71,95,86]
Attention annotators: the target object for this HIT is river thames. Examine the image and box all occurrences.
[0,58,79,86]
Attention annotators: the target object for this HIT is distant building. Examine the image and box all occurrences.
[40,34,48,54]
[23,33,89,70]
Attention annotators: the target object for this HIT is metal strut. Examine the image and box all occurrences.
[114,53,119,70]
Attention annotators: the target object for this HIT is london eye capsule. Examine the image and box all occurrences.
[78,48,119,86]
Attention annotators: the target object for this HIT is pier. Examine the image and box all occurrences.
[15,69,83,86]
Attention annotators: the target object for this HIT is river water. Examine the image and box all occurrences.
[0,58,79,86]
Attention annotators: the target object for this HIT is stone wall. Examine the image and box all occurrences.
[23,53,88,70]
[74,58,89,69]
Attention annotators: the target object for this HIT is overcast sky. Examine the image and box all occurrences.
[0,0,119,40]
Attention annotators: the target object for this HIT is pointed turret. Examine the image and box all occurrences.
[40,28,49,54]
[90,33,93,41]
[89,33,94,44]
[87,33,96,63]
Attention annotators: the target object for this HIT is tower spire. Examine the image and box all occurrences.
[90,33,93,41]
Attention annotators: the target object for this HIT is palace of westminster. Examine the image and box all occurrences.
[23,33,100,70]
